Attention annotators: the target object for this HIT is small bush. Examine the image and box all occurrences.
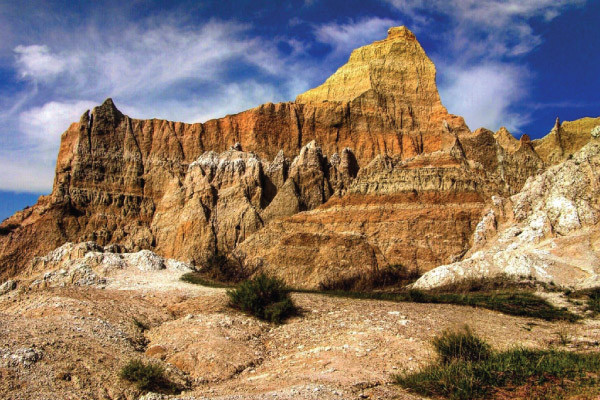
[120,359,176,393]
[555,326,572,346]
[432,325,492,364]
[193,252,249,284]
[227,274,297,323]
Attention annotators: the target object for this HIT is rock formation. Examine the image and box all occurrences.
[414,127,600,290]
[0,26,597,288]
[533,116,600,164]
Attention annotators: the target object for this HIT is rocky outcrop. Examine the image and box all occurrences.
[19,241,193,289]
[533,116,600,164]
[414,128,600,290]
[0,26,597,287]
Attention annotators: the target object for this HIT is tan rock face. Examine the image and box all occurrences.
[533,116,600,164]
[0,26,596,287]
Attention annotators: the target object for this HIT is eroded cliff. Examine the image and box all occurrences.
[0,27,595,287]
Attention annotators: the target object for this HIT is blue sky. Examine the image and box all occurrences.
[0,0,599,221]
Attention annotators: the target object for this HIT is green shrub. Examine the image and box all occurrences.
[432,325,492,364]
[227,274,297,323]
[120,359,177,393]
[396,327,600,400]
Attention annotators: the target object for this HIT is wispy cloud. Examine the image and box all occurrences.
[438,63,530,131]
[313,17,399,58]
[1,17,318,193]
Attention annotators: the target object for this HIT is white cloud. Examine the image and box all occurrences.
[0,153,56,193]
[0,17,324,192]
[386,0,584,59]
[19,100,96,148]
[14,45,71,82]
[438,64,529,132]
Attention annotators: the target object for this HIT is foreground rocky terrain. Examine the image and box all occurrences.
[2,246,599,400]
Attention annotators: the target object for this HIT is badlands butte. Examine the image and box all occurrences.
[1,26,599,289]
[1,25,600,400]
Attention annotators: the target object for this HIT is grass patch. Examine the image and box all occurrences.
[180,272,233,288]
[297,287,580,322]
[227,274,298,324]
[396,327,600,400]
[120,359,178,393]
[432,325,492,364]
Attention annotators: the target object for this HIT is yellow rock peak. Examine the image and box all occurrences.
[386,26,416,41]
[296,25,440,106]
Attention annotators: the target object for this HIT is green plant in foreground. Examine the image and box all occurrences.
[120,359,177,393]
[432,325,492,364]
[227,274,298,323]
[396,326,600,400]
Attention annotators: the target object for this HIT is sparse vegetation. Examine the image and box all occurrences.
[184,271,580,322]
[182,252,249,285]
[586,288,600,314]
[120,359,177,393]
[318,264,421,291]
[396,326,600,400]
[180,272,233,288]
[227,274,298,323]
[555,326,572,346]
[566,287,600,315]
[303,278,581,322]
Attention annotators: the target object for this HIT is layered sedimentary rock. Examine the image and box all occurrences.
[533,116,600,164]
[0,26,596,287]
[414,129,600,290]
